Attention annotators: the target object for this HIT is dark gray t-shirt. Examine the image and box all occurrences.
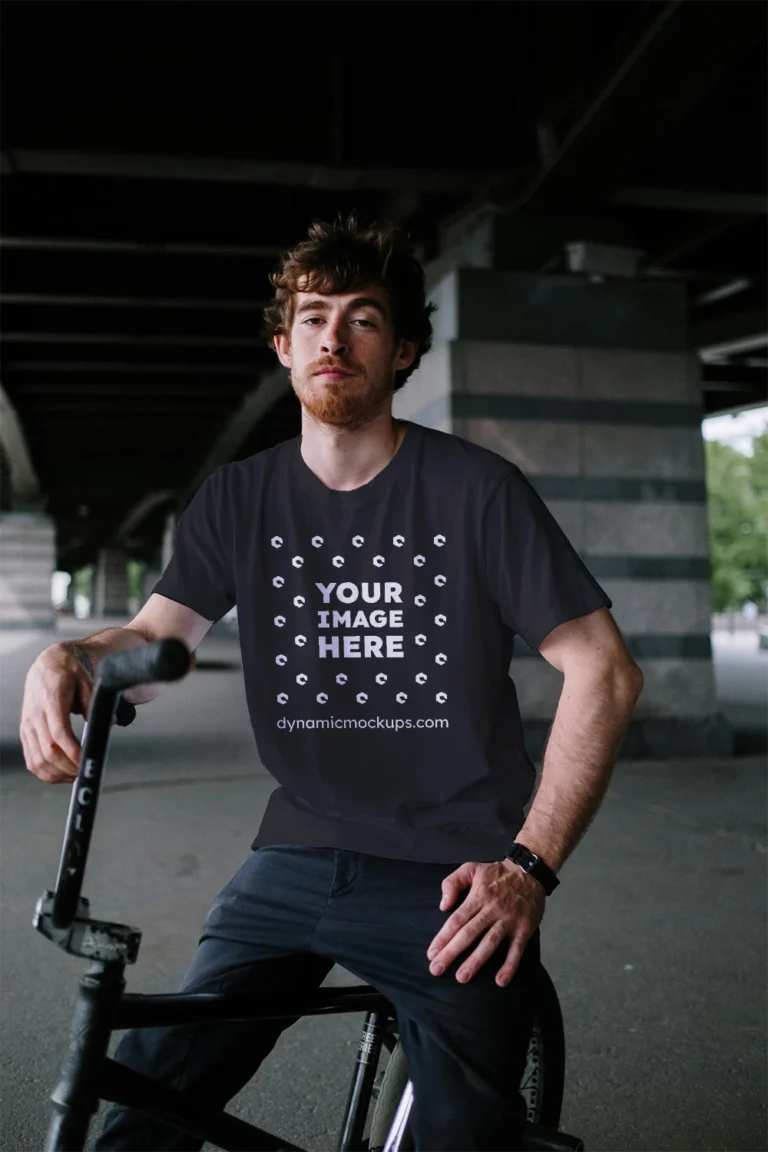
[154,420,611,863]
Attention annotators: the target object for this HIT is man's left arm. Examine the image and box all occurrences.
[514,605,644,874]
[426,607,644,986]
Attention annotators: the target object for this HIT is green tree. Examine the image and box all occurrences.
[705,431,768,612]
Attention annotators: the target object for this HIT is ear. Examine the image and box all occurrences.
[394,338,418,374]
[274,331,292,369]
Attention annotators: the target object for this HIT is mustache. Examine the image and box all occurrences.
[311,362,358,375]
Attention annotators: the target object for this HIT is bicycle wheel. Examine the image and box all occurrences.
[368,964,566,1150]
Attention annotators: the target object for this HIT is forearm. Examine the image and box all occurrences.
[54,625,161,704]
[515,665,643,873]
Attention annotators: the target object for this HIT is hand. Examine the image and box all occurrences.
[19,644,90,783]
[426,859,546,988]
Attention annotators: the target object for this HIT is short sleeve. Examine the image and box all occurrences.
[483,469,612,650]
[152,468,235,623]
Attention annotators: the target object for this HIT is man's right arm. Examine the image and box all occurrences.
[20,594,214,784]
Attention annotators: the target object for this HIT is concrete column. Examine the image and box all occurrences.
[394,261,731,758]
[0,444,11,509]
[93,548,129,618]
[0,512,56,629]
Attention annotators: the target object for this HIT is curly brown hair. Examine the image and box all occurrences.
[262,213,437,393]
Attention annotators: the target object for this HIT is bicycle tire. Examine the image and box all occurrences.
[368,964,566,1150]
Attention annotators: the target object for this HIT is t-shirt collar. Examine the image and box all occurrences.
[292,420,417,510]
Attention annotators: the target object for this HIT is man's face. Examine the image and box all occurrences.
[274,284,416,430]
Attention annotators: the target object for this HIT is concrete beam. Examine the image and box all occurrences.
[0,382,41,505]
[1,332,263,348]
[0,149,490,194]
[5,360,259,376]
[0,236,285,258]
[183,366,292,502]
[0,293,267,311]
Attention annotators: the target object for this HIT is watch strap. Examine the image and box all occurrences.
[504,842,560,896]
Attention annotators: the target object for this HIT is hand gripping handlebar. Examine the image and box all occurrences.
[50,639,191,931]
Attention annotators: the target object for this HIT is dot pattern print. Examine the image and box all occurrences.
[270,532,448,709]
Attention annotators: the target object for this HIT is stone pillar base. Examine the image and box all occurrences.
[0,513,56,629]
[93,549,129,617]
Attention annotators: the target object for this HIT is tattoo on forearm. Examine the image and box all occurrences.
[71,644,94,679]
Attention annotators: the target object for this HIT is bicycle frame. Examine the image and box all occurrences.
[34,645,407,1152]
[40,950,402,1151]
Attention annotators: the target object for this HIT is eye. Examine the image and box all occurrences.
[354,319,375,327]
[302,317,323,325]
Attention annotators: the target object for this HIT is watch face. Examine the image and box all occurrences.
[512,845,535,867]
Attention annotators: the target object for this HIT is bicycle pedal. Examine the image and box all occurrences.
[33,891,142,964]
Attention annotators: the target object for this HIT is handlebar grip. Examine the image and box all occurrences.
[115,696,137,727]
[99,639,191,692]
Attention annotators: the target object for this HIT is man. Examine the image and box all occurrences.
[21,214,644,1150]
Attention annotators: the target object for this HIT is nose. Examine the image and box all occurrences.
[320,318,348,357]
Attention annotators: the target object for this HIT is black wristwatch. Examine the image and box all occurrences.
[504,842,560,896]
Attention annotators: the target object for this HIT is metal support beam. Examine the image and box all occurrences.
[481,1,766,213]
[183,367,292,502]
[614,188,767,217]
[698,332,768,360]
[0,381,41,504]
[115,490,175,542]
[644,217,743,271]
[694,279,753,307]
[700,363,767,395]
[693,309,768,359]
[0,149,490,194]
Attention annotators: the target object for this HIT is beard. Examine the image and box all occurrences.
[292,366,393,431]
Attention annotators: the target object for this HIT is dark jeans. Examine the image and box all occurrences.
[95,845,540,1151]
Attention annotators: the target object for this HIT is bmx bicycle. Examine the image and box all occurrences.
[33,638,585,1151]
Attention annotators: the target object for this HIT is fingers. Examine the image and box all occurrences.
[428,907,489,975]
[429,918,528,987]
[439,861,475,910]
[47,708,82,768]
[455,921,508,984]
[37,712,80,781]
[494,936,529,988]
[20,649,87,784]
[21,721,75,785]
[427,860,543,985]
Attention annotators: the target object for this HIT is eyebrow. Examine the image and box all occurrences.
[295,296,388,319]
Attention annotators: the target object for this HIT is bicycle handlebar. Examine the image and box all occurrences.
[51,639,192,931]
[100,639,191,692]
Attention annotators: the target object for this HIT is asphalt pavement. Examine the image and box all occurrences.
[1,621,765,1152]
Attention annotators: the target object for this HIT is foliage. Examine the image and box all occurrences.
[127,559,146,603]
[704,431,768,611]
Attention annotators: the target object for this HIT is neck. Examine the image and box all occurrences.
[299,410,405,492]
